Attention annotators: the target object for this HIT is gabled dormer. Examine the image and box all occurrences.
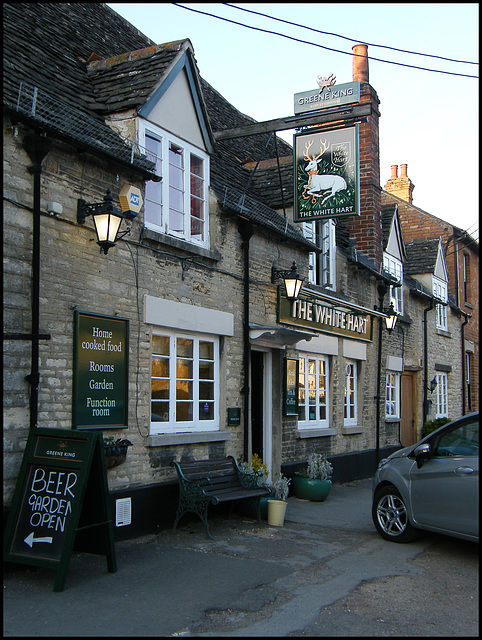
[382,204,406,314]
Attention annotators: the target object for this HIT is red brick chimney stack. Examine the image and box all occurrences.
[352,44,369,83]
[346,44,383,268]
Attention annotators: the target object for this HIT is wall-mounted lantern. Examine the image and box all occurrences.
[384,301,398,334]
[77,189,130,254]
[429,376,438,393]
[272,261,304,301]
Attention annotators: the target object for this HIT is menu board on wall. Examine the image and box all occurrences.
[73,311,129,430]
[284,358,299,416]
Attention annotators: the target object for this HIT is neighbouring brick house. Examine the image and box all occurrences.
[382,165,479,414]
[3,4,470,540]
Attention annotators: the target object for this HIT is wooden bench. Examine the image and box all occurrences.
[171,456,270,539]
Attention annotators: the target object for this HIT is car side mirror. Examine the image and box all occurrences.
[414,443,431,468]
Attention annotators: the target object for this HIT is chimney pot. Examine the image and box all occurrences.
[391,165,398,178]
[352,44,369,83]
[401,164,408,177]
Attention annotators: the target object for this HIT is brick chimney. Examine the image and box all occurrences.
[346,44,383,268]
[384,164,414,204]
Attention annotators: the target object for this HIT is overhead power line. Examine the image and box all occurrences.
[172,3,478,79]
[224,3,478,66]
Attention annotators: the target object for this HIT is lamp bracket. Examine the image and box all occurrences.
[271,266,293,283]
[77,199,115,224]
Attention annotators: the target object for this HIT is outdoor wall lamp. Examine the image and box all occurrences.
[384,301,398,334]
[429,376,438,393]
[77,189,130,254]
[271,261,304,301]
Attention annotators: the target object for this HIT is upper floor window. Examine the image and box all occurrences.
[432,277,448,331]
[303,219,336,290]
[463,253,470,303]
[140,120,209,248]
[383,253,403,315]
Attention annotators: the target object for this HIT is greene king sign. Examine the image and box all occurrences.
[293,126,360,222]
[294,81,360,115]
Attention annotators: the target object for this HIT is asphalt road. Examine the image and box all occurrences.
[3,478,479,637]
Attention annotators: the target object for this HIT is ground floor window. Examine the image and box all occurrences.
[385,371,401,419]
[344,360,357,426]
[435,372,448,418]
[298,354,329,428]
[150,330,219,434]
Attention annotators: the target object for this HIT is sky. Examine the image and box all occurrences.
[107,3,479,241]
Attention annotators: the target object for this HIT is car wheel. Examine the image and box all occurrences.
[372,485,420,543]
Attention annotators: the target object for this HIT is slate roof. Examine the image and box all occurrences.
[404,238,440,275]
[3,2,312,249]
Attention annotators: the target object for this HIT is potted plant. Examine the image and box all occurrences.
[292,452,333,501]
[240,454,273,519]
[267,473,291,527]
[103,436,132,469]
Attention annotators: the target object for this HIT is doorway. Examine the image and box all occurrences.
[401,372,416,446]
[250,350,272,475]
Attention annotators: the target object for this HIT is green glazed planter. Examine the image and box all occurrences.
[293,473,332,501]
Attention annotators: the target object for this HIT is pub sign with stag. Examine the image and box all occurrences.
[293,126,360,222]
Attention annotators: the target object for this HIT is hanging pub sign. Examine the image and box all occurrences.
[294,80,360,115]
[293,125,360,223]
[73,311,129,430]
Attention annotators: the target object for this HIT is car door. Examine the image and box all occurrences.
[409,417,479,538]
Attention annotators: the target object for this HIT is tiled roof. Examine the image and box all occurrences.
[3,2,310,249]
[404,238,439,275]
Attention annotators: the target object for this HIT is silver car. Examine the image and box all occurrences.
[372,412,479,543]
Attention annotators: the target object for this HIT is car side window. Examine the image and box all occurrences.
[433,420,479,457]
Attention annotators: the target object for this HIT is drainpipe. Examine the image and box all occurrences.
[423,297,435,426]
[239,222,254,460]
[375,282,387,467]
[22,133,51,429]
[460,311,470,415]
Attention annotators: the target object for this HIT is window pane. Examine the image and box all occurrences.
[176,402,193,421]
[199,341,214,359]
[151,401,169,422]
[199,361,214,380]
[199,401,214,420]
[177,339,193,358]
[199,381,214,400]
[152,379,169,399]
[152,356,169,378]
[153,335,169,355]
[176,381,192,400]
[176,359,193,379]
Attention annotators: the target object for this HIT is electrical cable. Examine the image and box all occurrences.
[223,3,478,66]
[171,4,478,78]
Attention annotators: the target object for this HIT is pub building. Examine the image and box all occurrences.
[3,4,469,539]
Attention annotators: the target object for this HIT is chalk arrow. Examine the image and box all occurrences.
[24,532,53,548]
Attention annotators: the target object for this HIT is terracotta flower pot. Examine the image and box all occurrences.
[293,473,332,501]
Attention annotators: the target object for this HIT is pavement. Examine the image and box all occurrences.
[3,477,478,637]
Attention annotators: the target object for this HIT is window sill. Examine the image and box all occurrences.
[297,428,337,438]
[341,425,364,435]
[146,430,231,447]
[142,227,221,261]
[436,329,451,338]
[385,417,400,423]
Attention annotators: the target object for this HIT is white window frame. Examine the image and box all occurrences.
[150,329,219,435]
[383,253,403,315]
[385,371,401,419]
[297,354,330,429]
[303,219,336,290]
[435,372,448,418]
[344,359,358,426]
[139,120,210,248]
[432,276,448,331]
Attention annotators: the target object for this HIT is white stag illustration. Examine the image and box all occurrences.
[317,73,336,93]
[302,139,347,205]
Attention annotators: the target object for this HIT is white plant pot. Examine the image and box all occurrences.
[267,499,287,527]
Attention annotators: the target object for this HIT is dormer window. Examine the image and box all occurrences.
[303,219,336,290]
[383,254,403,315]
[433,277,448,331]
[140,120,209,248]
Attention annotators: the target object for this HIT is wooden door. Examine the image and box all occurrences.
[401,372,416,446]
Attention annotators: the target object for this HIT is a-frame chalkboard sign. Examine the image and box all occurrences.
[3,428,116,592]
